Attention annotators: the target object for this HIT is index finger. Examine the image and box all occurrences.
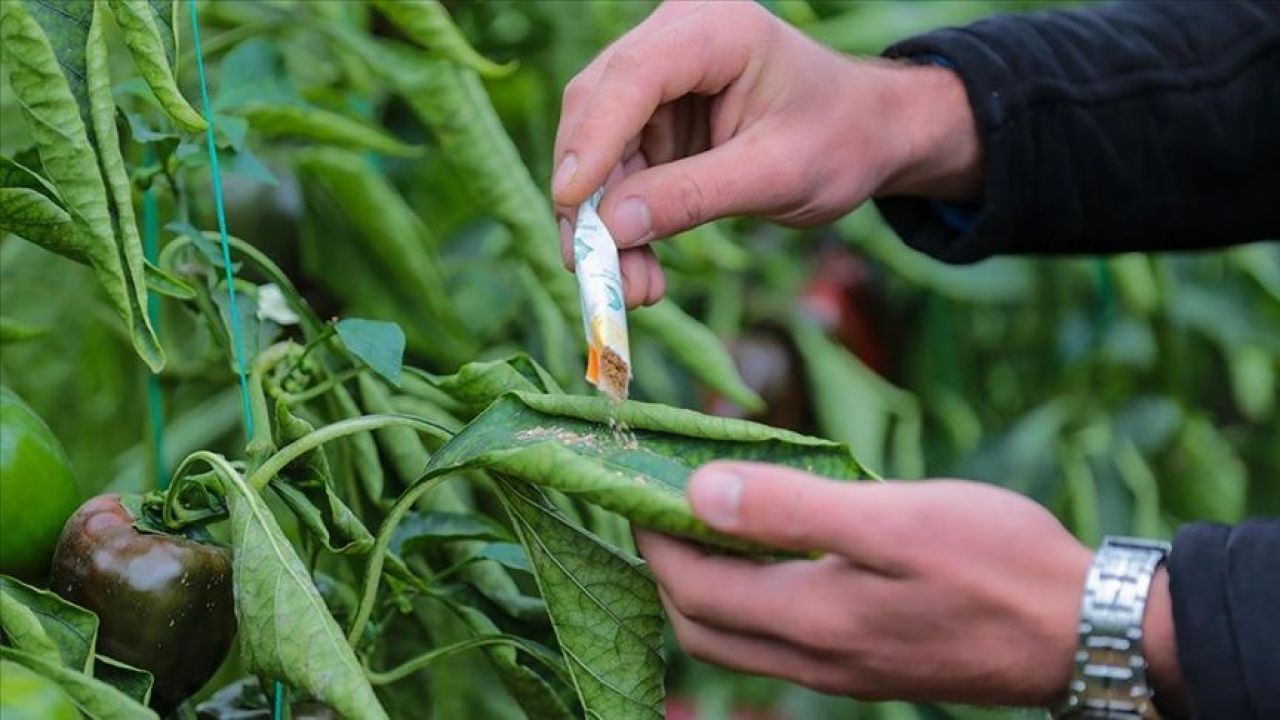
[552,3,762,207]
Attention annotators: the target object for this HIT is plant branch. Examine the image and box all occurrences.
[363,635,543,685]
[346,472,455,645]
[247,415,452,493]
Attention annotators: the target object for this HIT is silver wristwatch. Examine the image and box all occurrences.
[1054,535,1171,720]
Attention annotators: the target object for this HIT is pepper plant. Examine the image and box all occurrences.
[3,2,1276,720]
[0,2,870,718]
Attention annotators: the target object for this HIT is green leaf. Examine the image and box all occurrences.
[0,646,158,720]
[0,0,163,370]
[143,260,196,299]
[105,0,205,131]
[358,376,542,620]
[369,0,515,78]
[336,318,406,387]
[211,452,390,720]
[791,316,921,476]
[236,103,421,156]
[1165,416,1247,523]
[92,654,154,708]
[85,3,166,369]
[391,511,515,550]
[0,575,98,673]
[0,186,80,257]
[433,594,574,720]
[0,586,63,665]
[413,353,563,416]
[295,147,474,366]
[330,382,386,504]
[633,300,764,412]
[472,542,532,573]
[425,392,869,547]
[322,32,582,343]
[501,482,665,720]
[1227,344,1275,421]
[269,399,375,554]
[0,160,192,301]
[213,38,300,110]
[0,315,48,343]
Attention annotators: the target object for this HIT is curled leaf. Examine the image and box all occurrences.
[0,0,163,370]
[425,393,869,548]
[106,0,206,131]
[370,0,515,78]
[195,452,389,720]
[237,103,421,157]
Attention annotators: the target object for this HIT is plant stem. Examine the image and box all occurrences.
[282,325,338,380]
[246,343,294,459]
[247,415,452,493]
[281,367,367,406]
[363,635,540,685]
[346,472,455,645]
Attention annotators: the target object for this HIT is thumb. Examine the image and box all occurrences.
[687,461,873,553]
[596,137,793,247]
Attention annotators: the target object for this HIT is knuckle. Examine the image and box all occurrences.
[562,76,589,108]
[604,46,646,79]
[672,172,713,229]
[670,586,715,624]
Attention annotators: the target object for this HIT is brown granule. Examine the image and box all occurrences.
[599,346,631,400]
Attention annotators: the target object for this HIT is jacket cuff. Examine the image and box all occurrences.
[1168,523,1242,718]
[873,28,1024,263]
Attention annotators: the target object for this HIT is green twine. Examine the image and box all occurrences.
[188,1,254,445]
[187,3,284,717]
[142,147,167,490]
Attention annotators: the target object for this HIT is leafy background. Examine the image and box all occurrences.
[1,1,1276,719]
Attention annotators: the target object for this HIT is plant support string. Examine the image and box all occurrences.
[187,2,285,717]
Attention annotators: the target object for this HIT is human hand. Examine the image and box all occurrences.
[552,0,982,308]
[636,463,1182,708]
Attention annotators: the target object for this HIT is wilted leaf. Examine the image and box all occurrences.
[370,0,514,78]
[0,574,98,673]
[237,103,421,157]
[269,399,374,554]
[105,0,205,131]
[425,392,869,547]
[215,454,389,720]
[0,646,158,720]
[633,301,764,412]
[0,0,163,370]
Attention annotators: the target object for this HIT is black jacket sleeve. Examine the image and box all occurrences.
[1167,519,1280,720]
[874,1,1280,263]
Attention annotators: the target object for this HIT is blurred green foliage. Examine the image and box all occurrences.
[2,1,1276,719]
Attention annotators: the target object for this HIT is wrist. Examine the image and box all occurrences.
[1142,567,1188,718]
[876,62,983,201]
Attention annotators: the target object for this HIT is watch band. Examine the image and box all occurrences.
[1056,536,1171,720]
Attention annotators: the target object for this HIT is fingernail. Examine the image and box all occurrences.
[552,153,578,195]
[609,197,652,246]
[558,217,574,268]
[688,468,743,530]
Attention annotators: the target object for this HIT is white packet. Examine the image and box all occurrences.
[572,189,631,399]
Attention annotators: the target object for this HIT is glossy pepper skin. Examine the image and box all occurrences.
[49,494,236,713]
[0,386,81,578]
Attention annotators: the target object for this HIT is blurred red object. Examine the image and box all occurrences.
[799,247,888,376]
[666,696,787,720]
[704,330,808,431]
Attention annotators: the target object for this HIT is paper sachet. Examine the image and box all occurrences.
[573,189,631,399]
